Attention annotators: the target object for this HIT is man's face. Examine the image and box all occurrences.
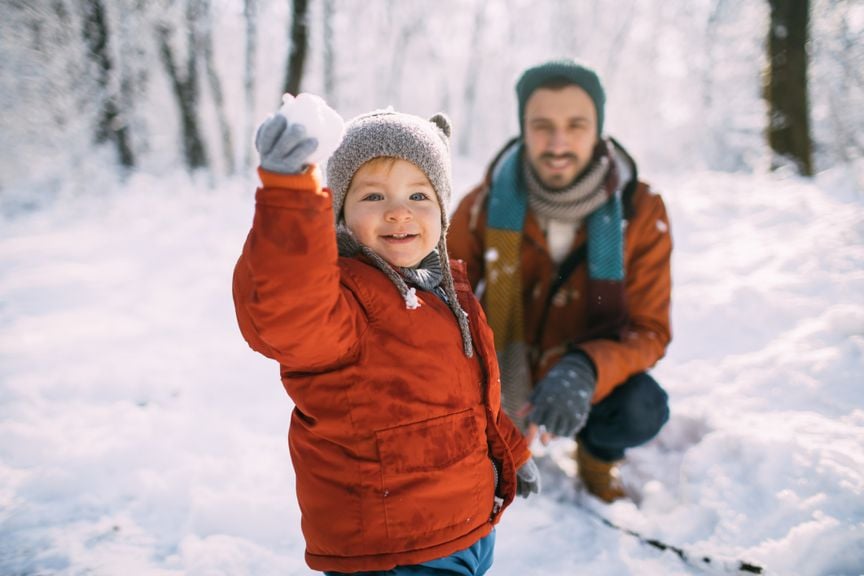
[523,85,599,190]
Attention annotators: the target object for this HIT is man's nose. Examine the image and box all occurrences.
[548,129,569,153]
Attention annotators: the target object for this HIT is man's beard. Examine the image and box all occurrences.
[534,152,582,191]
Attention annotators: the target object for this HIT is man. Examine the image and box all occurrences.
[448,59,671,502]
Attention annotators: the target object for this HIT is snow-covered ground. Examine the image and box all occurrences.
[1,160,862,575]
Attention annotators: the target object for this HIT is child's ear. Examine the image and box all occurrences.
[429,113,451,139]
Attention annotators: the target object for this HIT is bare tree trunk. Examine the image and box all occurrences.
[199,0,235,175]
[387,19,422,110]
[80,0,135,168]
[156,2,208,171]
[283,0,309,96]
[322,0,336,107]
[824,0,864,163]
[702,0,727,111]
[602,0,636,85]
[458,0,487,157]
[243,0,257,170]
[766,0,813,176]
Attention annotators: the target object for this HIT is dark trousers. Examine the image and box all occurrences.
[577,372,669,462]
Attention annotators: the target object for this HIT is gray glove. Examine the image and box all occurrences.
[516,457,541,498]
[527,352,596,438]
[255,114,319,174]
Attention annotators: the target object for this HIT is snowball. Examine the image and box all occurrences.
[279,93,345,164]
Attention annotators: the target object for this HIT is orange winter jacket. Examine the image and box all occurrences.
[232,168,530,573]
[447,142,672,403]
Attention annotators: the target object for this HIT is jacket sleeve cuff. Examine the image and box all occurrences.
[256,165,330,209]
[258,165,322,191]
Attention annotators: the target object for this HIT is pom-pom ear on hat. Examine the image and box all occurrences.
[429,113,451,138]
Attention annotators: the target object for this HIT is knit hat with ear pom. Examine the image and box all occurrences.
[325,110,473,357]
[327,109,453,228]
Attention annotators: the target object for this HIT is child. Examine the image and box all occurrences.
[233,104,540,575]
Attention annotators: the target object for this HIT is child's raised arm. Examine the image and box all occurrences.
[233,102,363,372]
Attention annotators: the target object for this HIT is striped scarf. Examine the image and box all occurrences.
[483,141,625,420]
[525,153,611,224]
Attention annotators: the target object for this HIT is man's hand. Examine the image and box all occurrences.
[516,457,541,498]
[255,114,319,174]
[523,352,597,445]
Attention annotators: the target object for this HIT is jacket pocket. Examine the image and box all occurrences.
[375,408,492,540]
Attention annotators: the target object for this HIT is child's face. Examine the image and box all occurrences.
[343,158,442,269]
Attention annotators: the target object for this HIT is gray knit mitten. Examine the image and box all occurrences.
[255,114,319,174]
[516,457,541,498]
[527,352,597,438]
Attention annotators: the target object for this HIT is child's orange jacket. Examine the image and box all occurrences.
[232,168,530,572]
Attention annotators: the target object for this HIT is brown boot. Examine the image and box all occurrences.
[575,443,627,503]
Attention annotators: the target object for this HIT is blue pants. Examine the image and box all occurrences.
[577,372,669,461]
[323,530,495,576]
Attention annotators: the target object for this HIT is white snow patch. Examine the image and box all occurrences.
[404,287,421,309]
[279,93,345,165]
[0,167,862,575]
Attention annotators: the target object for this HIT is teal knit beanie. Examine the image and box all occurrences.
[516,59,605,136]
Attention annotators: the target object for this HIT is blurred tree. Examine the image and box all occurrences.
[81,0,135,168]
[766,0,813,175]
[199,0,234,175]
[385,6,423,110]
[243,0,257,170]
[156,0,208,170]
[322,0,336,108]
[458,0,487,156]
[284,0,309,96]
[810,0,864,169]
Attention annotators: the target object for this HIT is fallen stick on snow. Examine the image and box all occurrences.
[581,504,765,574]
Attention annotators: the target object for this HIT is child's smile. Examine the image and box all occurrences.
[381,232,419,243]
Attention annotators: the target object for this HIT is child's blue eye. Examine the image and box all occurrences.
[361,193,384,201]
[409,192,430,201]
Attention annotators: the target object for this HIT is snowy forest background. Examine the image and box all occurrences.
[1,1,863,575]
[1,0,863,200]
